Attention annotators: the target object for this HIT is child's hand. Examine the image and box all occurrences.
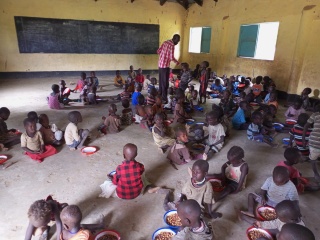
[254,221,262,228]
[261,196,267,205]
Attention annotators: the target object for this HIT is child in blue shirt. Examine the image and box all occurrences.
[209,79,224,98]
[132,85,142,108]
[232,101,250,130]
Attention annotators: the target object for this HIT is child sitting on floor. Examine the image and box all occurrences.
[289,113,311,156]
[189,90,203,112]
[128,65,136,80]
[173,199,214,240]
[152,95,166,118]
[99,143,160,199]
[212,104,230,137]
[277,223,315,240]
[143,74,151,90]
[101,104,121,134]
[27,111,42,130]
[285,98,305,121]
[59,205,92,240]
[164,87,174,110]
[0,107,21,148]
[241,166,299,218]
[208,146,248,201]
[64,111,89,150]
[48,84,64,110]
[132,84,142,109]
[135,68,145,85]
[21,118,57,162]
[247,111,278,148]
[73,72,86,93]
[86,77,97,105]
[152,113,175,153]
[114,70,125,88]
[147,87,157,106]
[173,92,191,124]
[252,76,263,103]
[59,80,71,105]
[209,78,224,98]
[240,200,304,236]
[219,90,236,118]
[163,160,221,219]
[141,105,154,131]
[148,77,157,94]
[90,71,99,88]
[25,198,64,240]
[38,114,63,146]
[232,101,250,130]
[203,110,226,154]
[277,147,320,192]
[120,99,133,126]
[135,95,146,124]
[167,128,206,166]
[179,62,192,92]
[268,92,279,109]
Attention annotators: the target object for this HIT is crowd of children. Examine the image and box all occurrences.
[2,63,319,240]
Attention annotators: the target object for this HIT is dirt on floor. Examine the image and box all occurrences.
[0,75,319,240]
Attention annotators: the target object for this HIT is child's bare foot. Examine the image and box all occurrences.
[240,210,255,218]
[69,148,76,151]
[147,186,161,194]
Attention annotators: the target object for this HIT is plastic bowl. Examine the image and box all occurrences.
[191,143,205,152]
[246,226,273,240]
[186,119,195,125]
[273,123,284,131]
[250,102,259,106]
[286,119,297,125]
[0,155,8,165]
[95,229,120,240]
[109,170,116,176]
[257,206,277,221]
[163,210,182,229]
[195,122,205,126]
[208,178,225,192]
[282,138,290,145]
[81,146,97,156]
[152,227,176,240]
[164,120,172,127]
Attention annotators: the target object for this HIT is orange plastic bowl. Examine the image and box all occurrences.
[246,226,273,240]
[257,206,276,221]
[81,146,97,156]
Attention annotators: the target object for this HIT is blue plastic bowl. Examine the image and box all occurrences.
[163,210,181,229]
[273,123,284,131]
[282,138,290,145]
[152,227,176,240]
[186,119,195,125]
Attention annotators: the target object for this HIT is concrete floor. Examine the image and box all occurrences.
[0,75,319,240]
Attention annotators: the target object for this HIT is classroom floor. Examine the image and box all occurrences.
[0,75,319,240]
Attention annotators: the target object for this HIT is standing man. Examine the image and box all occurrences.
[157,34,180,102]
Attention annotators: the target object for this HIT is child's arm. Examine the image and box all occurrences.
[233,163,249,194]
[24,222,35,240]
[50,201,62,240]
[289,134,295,147]
[154,125,166,137]
[209,135,225,147]
[257,189,268,205]
[302,122,312,147]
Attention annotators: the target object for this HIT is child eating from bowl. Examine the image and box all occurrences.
[240,200,304,237]
[152,113,175,153]
[101,104,121,134]
[99,143,161,199]
[64,111,89,151]
[172,199,214,240]
[167,128,207,167]
[38,114,63,146]
[21,118,57,162]
[164,160,221,219]
[285,98,305,122]
[0,107,21,148]
[241,166,299,218]
[207,146,248,201]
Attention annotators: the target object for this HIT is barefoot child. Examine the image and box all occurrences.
[208,146,248,201]
[21,118,57,162]
[64,111,89,150]
[39,114,63,146]
[101,104,121,134]
[203,110,226,154]
[152,95,167,118]
[232,101,250,130]
[241,166,299,218]
[285,98,305,121]
[48,84,64,109]
[164,160,221,219]
[0,107,21,148]
[152,113,175,153]
[99,143,160,199]
[141,105,154,131]
[247,111,278,147]
[120,99,133,125]
[173,92,191,124]
[114,70,125,88]
[25,198,63,240]
[173,199,214,240]
[167,128,206,166]
[278,147,320,192]
[135,95,147,124]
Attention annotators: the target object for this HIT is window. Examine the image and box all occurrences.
[237,22,279,60]
[188,27,212,53]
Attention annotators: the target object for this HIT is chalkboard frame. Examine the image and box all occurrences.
[14,16,160,54]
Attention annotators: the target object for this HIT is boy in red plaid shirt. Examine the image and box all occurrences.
[99,143,162,199]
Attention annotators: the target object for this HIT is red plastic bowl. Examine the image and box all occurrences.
[0,155,8,165]
[246,226,273,240]
[208,178,225,192]
[95,229,120,240]
[256,206,276,221]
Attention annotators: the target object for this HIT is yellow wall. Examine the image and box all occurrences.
[0,0,186,72]
[181,0,320,94]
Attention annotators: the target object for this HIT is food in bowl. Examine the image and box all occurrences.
[208,178,225,192]
[97,235,118,240]
[155,232,174,240]
[166,212,182,227]
[0,155,8,165]
[247,228,272,240]
[192,143,205,151]
[258,207,277,221]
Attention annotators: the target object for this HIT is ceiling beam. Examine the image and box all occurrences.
[160,0,167,6]
[193,0,203,6]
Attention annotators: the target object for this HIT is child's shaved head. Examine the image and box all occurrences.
[273,166,290,186]
[278,223,315,240]
[192,160,209,173]
[123,143,138,161]
[175,127,187,138]
[275,200,301,223]
[108,103,117,113]
[68,111,82,124]
[0,107,10,119]
[61,205,82,229]
[177,199,201,227]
